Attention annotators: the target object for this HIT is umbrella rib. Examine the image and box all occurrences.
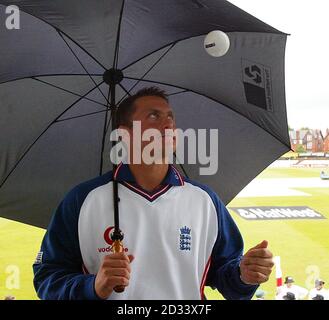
[122,39,186,72]
[0,81,105,190]
[55,108,111,123]
[57,30,109,105]
[32,77,108,108]
[118,83,132,97]
[124,76,291,149]
[0,74,102,86]
[99,87,112,175]
[117,43,177,105]
[113,0,126,69]
[105,112,113,139]
[0,5,107,71]
[121,34,210,72]
[168,90,188,97]
[121,32,286,73]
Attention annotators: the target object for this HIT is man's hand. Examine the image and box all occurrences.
[240,240,274,285]
[94,252,134,299]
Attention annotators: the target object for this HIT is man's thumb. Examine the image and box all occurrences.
[128,255,135,263]
[254,240,268,249]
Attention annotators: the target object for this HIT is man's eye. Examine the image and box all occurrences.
[149,113,158,119]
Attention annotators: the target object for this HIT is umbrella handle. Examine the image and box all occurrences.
[112,240,125,293]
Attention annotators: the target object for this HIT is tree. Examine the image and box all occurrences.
[295,145,305,153]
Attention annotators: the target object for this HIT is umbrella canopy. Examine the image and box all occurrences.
[0,0,290,228]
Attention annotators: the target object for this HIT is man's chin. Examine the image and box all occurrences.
[143,153,175,165]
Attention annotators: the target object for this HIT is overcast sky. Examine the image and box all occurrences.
[230,0,329,133]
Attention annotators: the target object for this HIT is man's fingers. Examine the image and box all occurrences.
[103,259,132,271]
[105,252,130,261]
[253,240,268,250]
[244,264,273,277]
[104,253,134,263]
[242,257,274,268]
[245,248,273,259]
[105,268,131,280]
[241,269,269,284]
[108,276,130,287]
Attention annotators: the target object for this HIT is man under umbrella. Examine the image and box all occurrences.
[308,279,328,300]
[33,87,274,300]
[276,276,308,300]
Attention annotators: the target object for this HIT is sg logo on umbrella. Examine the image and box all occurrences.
[242,59,273,112]
[5,5,20,30]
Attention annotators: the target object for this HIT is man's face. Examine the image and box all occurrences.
[120,95,177,163]
[287,282,293,288]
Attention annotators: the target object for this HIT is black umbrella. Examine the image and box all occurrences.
[0,0,290,233]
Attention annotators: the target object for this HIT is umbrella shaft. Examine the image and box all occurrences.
[110,84,121,235]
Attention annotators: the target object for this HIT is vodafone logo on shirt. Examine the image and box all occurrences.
[97,226,128,253]
[104,226,115,246]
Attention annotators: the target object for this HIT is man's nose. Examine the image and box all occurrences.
[162,116,174,130]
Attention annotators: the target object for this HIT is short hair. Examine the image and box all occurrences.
[116,87,168,128]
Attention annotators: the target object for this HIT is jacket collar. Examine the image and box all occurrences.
[113,163,184,186]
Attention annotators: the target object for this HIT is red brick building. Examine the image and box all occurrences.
[289,128,329,153]
[323,129,329,152]
[312,130,324,152]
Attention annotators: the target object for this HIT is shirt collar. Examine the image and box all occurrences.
[113,163,184,186]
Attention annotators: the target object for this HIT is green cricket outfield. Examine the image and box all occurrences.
[206,166,329,300]
[1,166,328,300]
